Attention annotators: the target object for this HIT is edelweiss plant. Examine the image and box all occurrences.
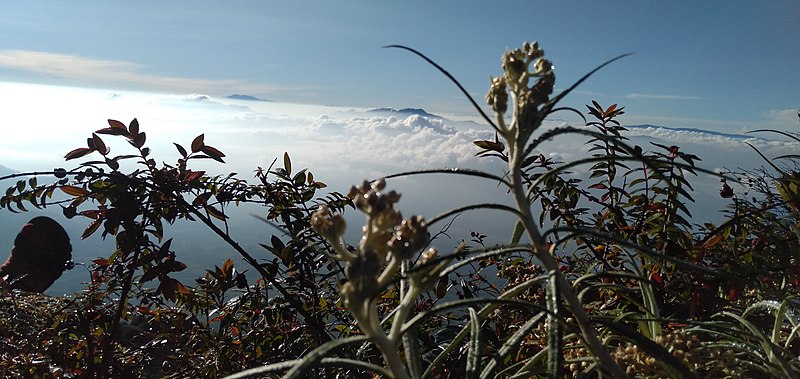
[229,40,635,379]
[309,179,448,379]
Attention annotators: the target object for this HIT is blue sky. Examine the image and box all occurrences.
[0,1,797,131]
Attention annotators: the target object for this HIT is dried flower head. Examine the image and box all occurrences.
[348,179,401,217]
[388,215,429,261]
[310,205,346,241]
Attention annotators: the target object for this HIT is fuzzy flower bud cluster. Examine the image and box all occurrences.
[311,179,435,314]
[485,40,556,129]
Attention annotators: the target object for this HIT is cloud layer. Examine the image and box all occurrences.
[0,50,284,95]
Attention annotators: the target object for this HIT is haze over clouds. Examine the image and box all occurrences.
[0,2,797,295]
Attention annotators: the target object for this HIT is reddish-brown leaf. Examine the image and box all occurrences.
[92,134,108,155]
[92,258,110,267]
[64,147,94,160]
[60,185,88,197]
[205,204,228,220]
[200,145,226,163]
[132,132,146,148]
[191,134,205,153]
[473,140,505,153]
[95,127,129,137]
[183,170,205,182]
[174,143,188,158]
[128,118,139,135]
[192,192,213,207]
[221,259,234,278]
[108,119,126,129]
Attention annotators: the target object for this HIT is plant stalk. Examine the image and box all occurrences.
[507,145,627,378]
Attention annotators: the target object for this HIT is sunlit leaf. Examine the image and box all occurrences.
[205,204,227,220]
[92,258,110,267]
[704,234,724,249]
[60,185,88,197]
[221,259,234,279]
[81,219,102,239]
[473,139,505,153]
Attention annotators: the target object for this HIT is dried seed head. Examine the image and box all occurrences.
[485,76,508,115]
[310,206,346,241]
[388,215,429,261]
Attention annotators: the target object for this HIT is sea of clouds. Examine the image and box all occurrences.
[0,82,797,295]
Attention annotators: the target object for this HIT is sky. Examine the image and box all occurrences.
[0,1,797,131]
[0,2,798,294]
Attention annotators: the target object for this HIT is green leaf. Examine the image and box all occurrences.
[546,271,563,379]
[510,220,525,245]
[205,205,228,220]
[480,312,546,378]
[466,308,481,379]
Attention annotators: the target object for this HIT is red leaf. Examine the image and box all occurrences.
[108,119,126,129]
[92,258,110,267]
[221,259,234,278]
[192,192,213,207]
[95,127,130,136]
[191,134,205,153]
[60,185,89,197]
[473,140,505,153]
[92,134,108,155]
[174,143,188,158]
[182,170,205,182]
[650,272,665,288]
[128,118,139,135]
[79,209,106,220]
[132,132,146,148]
[200,145,226,163]
[64,147,94,160]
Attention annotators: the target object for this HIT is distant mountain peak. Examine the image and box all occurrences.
[368,107,442,119]
[627,124,760,140]
[226,94,270,102]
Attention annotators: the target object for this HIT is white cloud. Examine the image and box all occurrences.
[625,93,704,100]
[0,50,291,95]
